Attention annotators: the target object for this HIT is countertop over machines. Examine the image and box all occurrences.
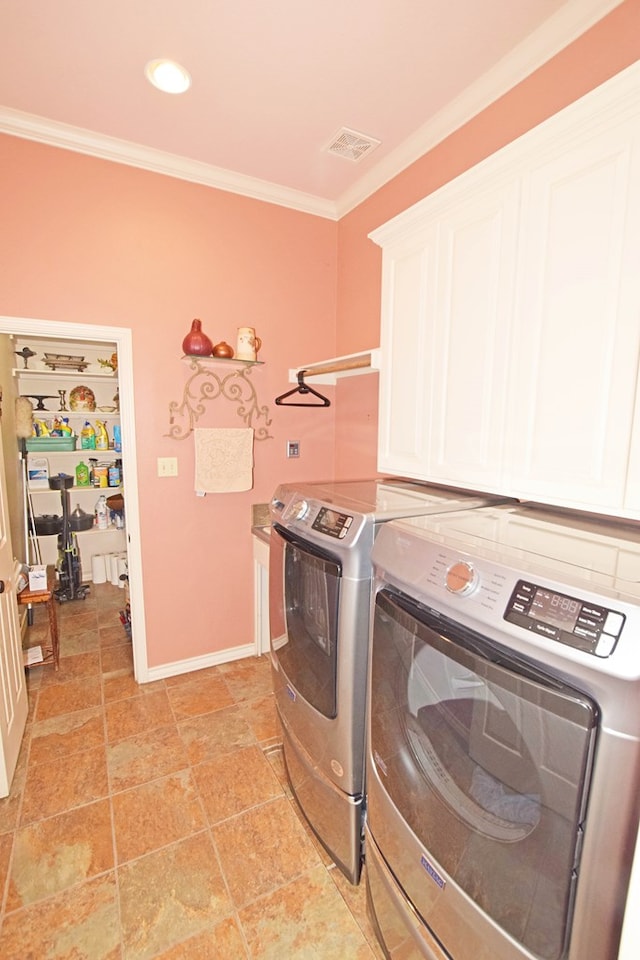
[251,501,270,544]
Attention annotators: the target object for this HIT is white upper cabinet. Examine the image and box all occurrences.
[376,229,435,478]
[426,179,520,490]
[508,117,640,511]
[371,62,640,519]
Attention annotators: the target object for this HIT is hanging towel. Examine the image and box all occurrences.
[194,427,254,493]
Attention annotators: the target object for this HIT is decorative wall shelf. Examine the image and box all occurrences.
[289,348,380,385]
[166,356,273,441]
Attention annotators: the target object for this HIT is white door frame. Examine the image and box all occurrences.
[0,315,148,682]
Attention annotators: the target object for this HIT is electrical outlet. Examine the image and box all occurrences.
[157,456,178,477]
[287,440,300,458]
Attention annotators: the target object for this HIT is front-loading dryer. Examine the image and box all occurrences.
[268,478,508,884]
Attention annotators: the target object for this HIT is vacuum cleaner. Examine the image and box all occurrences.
[49,474,89,602]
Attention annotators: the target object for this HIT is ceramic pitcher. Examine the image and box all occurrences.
[236,326,262,361]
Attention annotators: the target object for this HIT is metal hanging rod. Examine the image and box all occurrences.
[289,348,380,385]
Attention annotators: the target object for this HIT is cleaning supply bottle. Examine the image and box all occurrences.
[81,421,96,449]
[95,494,109,531]
[95,420,109,451]
[113,424,122,453]
[75,460,90,487]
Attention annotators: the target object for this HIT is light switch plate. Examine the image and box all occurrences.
[287,440,300,458]
[157,456,178,477]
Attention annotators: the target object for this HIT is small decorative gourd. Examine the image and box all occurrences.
[212,341,234,359]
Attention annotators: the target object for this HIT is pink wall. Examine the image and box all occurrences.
[333,0,640,479]
[2,1,640,670]
[0,138,337,667]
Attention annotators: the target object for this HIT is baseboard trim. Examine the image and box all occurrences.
[144,643,258,683]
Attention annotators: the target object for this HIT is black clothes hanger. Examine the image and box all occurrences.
[275,371,331,407]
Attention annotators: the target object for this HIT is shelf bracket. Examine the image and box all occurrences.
[166,357,273,441]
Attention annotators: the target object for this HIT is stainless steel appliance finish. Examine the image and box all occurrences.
[269,479,505,884]
[366,503,640,960]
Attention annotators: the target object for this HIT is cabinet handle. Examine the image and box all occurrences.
[0,580,5,594]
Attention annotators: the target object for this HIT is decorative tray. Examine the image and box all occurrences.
[43,353,88,372]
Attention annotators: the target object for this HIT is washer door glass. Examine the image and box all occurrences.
[370,588,598,960]
[270,525,341,718]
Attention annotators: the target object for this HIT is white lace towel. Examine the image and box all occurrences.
[194,428,254,493]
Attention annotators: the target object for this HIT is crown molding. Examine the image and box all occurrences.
[335,0,625,217]
[0,0,623,222]
[0,107,339,220]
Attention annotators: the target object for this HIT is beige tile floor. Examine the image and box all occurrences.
[0,582,386,959]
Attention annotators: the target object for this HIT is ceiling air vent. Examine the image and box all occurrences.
[325,127,381,162]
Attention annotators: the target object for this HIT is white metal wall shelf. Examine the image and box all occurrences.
[166,355,273,441]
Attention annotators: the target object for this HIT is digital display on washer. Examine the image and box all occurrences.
[504,579,626,657]
[528,588,581,632]
[311,506,353,539]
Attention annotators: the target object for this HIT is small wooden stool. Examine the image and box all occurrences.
[18,573,60,670]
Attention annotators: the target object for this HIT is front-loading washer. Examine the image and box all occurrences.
[366,502,640,959]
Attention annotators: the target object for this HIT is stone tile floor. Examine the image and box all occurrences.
[0,582,386,959]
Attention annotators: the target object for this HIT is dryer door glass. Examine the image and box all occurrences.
[369,587,598,960]
[270,525,341,718]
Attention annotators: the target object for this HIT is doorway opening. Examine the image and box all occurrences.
[0,315,147,682]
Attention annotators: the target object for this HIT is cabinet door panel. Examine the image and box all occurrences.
[509,123,640,510]
[426,183,519,489]
[377,235,435,477]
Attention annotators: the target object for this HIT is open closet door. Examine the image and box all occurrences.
[0,425,28,797]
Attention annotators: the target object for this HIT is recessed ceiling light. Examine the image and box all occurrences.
[145,59,191,94]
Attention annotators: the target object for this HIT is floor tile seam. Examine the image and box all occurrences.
[192,784,288,833]
[0,829,18,926]
[0,864,120,920]
[107,787,206,907]
[168,694,255,725]
[103,717,182,752]
[38,667,104,690]
[112,823,212,872]
[18,788,113,831]
[141,916,251,960]
[229,860,334,917]
[198,779,295,832]
[26,736,108,772]
[199,820,253,956]
[107,762,197,805]
[4,726,35,849]
[186,739,273,773]
[326,865,378,945]
[32,680,106,721]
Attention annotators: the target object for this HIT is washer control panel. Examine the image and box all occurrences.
[310,505,353,539]
[504,579,626,657]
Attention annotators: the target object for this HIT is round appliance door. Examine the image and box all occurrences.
[269,524,341,719]
[368,587,598,960]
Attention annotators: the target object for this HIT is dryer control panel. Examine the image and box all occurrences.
[504,579,625,657]
[311,506,354,539]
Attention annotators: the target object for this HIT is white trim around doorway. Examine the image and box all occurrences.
[0,315,148,682]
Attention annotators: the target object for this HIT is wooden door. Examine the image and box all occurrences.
[0,419,28,797]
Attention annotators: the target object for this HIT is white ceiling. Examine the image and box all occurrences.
[0,0,622,218]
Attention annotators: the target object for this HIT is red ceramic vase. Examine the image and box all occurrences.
[182,319,213,356]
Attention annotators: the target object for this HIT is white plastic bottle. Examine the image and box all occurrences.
[95,495,109,531]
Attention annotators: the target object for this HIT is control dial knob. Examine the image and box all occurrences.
[445,560,479,596]
[291,499,309,520]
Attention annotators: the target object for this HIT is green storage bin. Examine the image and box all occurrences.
[26,436,77,452]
